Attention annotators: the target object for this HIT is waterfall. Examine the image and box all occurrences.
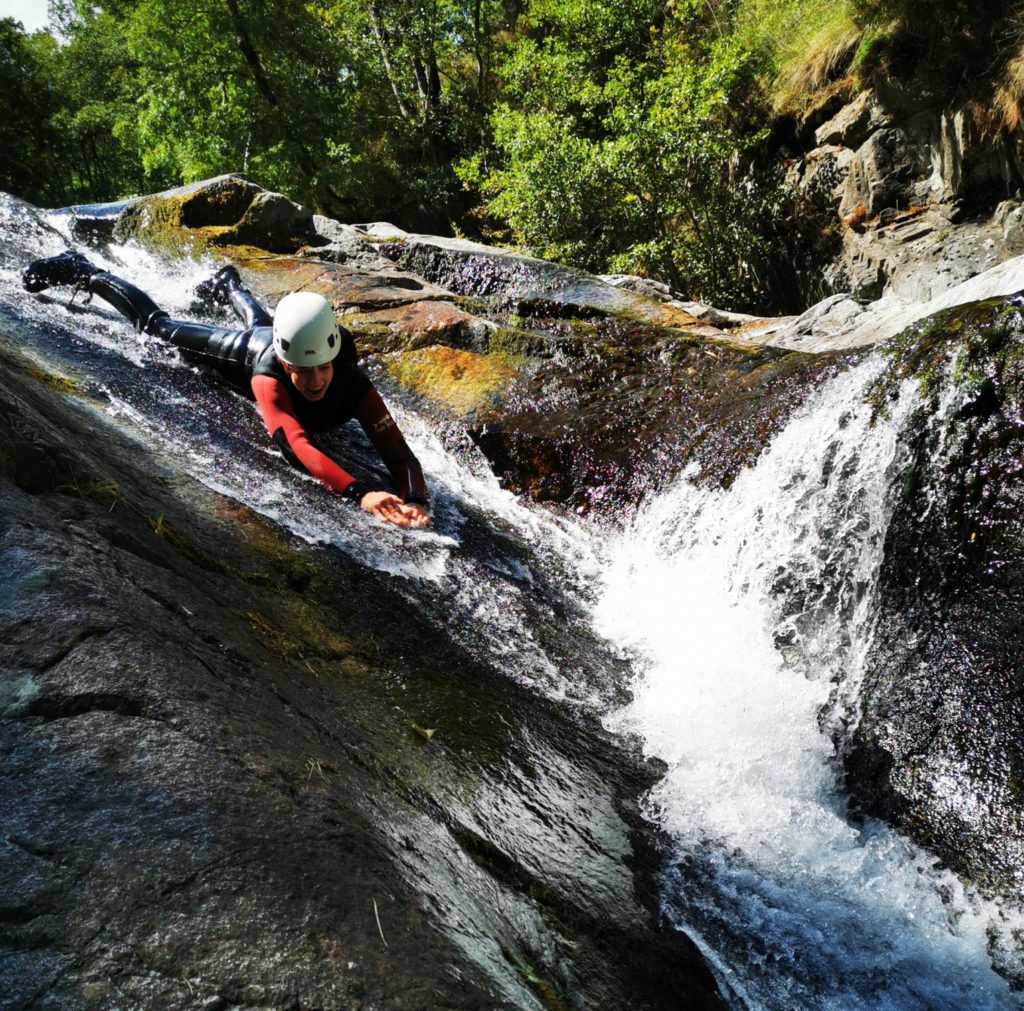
[592,359,1024,1009]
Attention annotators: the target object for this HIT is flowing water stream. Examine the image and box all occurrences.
[2,195,1023,1008]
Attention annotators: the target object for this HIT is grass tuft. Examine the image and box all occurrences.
[773,8,864,113]
[995,42,1024,132]
[732,0,865,115]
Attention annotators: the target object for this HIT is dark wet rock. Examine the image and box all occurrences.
[844,296,1024,896]
[374,230,717,333]
[0,343,727,1010]
[112,174,317,255]
[443,318,852,509]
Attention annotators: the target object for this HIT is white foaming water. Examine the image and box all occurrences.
[593,359,1024,1009]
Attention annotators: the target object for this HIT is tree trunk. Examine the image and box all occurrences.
[368,0,413,121]
[222,0,318,187]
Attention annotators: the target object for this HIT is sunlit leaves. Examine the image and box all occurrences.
[467,0,771,306]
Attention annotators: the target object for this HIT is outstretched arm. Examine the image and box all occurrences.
[353,388,430,528]
[252,373,364,497]
[251,375,428,528]
[353,387,428,504]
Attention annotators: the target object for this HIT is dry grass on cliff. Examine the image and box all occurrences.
[735,0,864,115]
[995,46,1024,133]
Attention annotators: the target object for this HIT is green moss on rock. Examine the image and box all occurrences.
[385,346,524,419]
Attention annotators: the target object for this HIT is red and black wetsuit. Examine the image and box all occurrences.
[85,269,427,504]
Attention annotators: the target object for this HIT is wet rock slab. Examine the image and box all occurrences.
[0,344,727,1010]
[844,297,1024,899]
[226,251,456,311]
[372,228,718,332]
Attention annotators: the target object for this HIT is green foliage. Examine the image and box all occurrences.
[0,19,63,205]
[0,10,160,206]
[463,0,773,306]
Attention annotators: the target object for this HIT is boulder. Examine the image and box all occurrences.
[788,144,856,212]
[845,295,1024,898]
[741,293,867,351]
[113,174,316,255]
[839,127,927,218]
[304,215,394,270]
[814,90,886,149]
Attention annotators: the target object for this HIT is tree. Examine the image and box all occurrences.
[0,18,63,204]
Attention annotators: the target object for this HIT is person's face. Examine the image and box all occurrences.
[281,360,334,401]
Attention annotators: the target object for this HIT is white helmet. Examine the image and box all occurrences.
[272,292,340,366]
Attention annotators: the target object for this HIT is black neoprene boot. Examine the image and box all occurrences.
[195,264,243,306]
[22,251,99,293]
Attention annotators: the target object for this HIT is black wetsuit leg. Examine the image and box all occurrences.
[86,270,259,391]
[226,283,273,329]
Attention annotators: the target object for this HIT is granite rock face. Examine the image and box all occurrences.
[785,83,1024,306]
[0,339,729,1011]
[843,298,1024,901]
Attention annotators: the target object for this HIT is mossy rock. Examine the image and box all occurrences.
[384,346,523,420]
[113,175,315,256]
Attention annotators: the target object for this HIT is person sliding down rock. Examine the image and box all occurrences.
[23,252,430,529]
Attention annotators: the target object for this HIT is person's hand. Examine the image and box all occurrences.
[360,491,413,526]
[401,502,431,529]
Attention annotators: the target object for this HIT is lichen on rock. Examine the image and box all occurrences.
[383,345,524,420]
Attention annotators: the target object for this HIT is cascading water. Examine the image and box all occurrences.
[3,193,1023,1008]
[592,361,1024,1009]
[0,201,621,709]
